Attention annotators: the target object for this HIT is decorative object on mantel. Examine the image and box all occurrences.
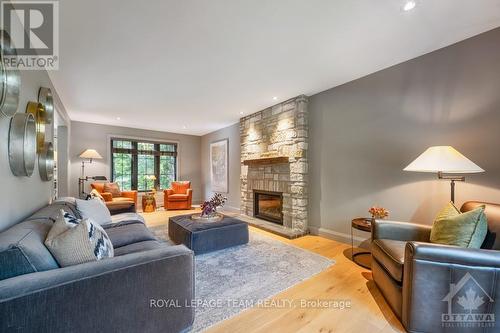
[8,113,36,177]
[191,193,227,222]
[78,149,106,198]
[369,206,389,221]
[0,30,21,118]
[38,87,54,124]
[26,101,47,153]
[210,138,228,193]
[38,142,54,181]
[404,146,484,203]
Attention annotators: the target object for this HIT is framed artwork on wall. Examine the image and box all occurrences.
[210,138,228,193]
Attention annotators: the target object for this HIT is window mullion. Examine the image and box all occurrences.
[155,144,160,190]
[132,141,138,190]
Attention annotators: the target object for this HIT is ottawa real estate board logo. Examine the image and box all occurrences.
[442,272,495,328]
[1,0,59,70]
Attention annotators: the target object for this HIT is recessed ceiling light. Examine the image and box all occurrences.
[239,111,244,115]
[116,117,121,120]
[403,0,416,11]
[182,125,187,129]
[272,96,278,101]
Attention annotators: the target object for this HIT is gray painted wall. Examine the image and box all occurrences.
[308,28,500,242]
[69,121,202,203]
[0,70,70,232]
[200,123,240,210]
[57,125,70,197]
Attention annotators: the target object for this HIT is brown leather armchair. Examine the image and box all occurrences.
[90,183,138,214]
[164,181,192,210]
[371,201,500,333]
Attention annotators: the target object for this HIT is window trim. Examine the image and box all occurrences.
[107,134,180,192]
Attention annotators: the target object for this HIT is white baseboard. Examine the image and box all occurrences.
[308,226,369,246]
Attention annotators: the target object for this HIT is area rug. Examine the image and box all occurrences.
[150,224,334,332]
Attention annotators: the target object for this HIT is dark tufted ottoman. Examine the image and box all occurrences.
[168,214,249,254]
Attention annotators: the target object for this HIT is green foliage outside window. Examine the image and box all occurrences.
[111,139,177,191]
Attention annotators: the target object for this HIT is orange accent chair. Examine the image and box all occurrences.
[90,183,138,214]
[164,181,192,210]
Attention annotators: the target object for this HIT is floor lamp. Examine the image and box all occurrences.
[78,149,106,198]
[404,146,484,203]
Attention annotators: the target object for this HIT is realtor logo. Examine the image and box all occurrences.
[442,272,495,328]
[1,0,59,69]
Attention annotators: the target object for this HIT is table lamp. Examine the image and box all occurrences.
[404,146,484,203]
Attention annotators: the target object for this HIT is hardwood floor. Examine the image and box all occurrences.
[141,209,405,333]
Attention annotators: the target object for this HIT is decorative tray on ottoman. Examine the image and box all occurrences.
[190,213,224,223]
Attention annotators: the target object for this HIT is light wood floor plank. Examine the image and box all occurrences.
[141,209,405,333]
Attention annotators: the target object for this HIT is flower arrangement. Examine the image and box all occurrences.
[200,193,227,217]
[369,206,389,220]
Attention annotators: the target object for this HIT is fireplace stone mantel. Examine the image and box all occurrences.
[243,156,290,166]
[240,95,309,235]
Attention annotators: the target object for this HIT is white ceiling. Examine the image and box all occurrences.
[50,0,500,136]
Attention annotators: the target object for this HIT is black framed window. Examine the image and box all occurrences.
[111,138,177,191]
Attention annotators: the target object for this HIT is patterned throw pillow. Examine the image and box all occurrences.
[104,182,122,198]
[44,210,114,267]
[88,189,105,202]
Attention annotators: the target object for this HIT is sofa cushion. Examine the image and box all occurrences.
[105,200,136,215]
[110,212,145,225]
[172,182,190,194]
[0,248,35,280]
[106,199,134,209]
[113,240,163,256]
[26,200,80,222]
[0,219,59,280]
[168,194,189,201]
[103,222,156,248]
[76,198,112,225]
[112,197,134,203]
[371,239,406,283]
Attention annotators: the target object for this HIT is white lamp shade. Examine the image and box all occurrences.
[79,149,103,160]
[404,146,484,174]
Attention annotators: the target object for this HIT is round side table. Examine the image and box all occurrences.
[351,218,373,269]
[142,193,157,213]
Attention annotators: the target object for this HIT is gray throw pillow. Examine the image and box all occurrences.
[44,210,114,267]
[76,198,112,225]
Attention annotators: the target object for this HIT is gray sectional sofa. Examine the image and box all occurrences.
[0,199,195,333]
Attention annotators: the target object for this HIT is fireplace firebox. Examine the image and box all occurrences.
[253,190,283,225]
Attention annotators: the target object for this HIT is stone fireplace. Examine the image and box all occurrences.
[240,95,308,237]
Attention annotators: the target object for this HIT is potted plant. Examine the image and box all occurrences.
[191,193,228,222]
